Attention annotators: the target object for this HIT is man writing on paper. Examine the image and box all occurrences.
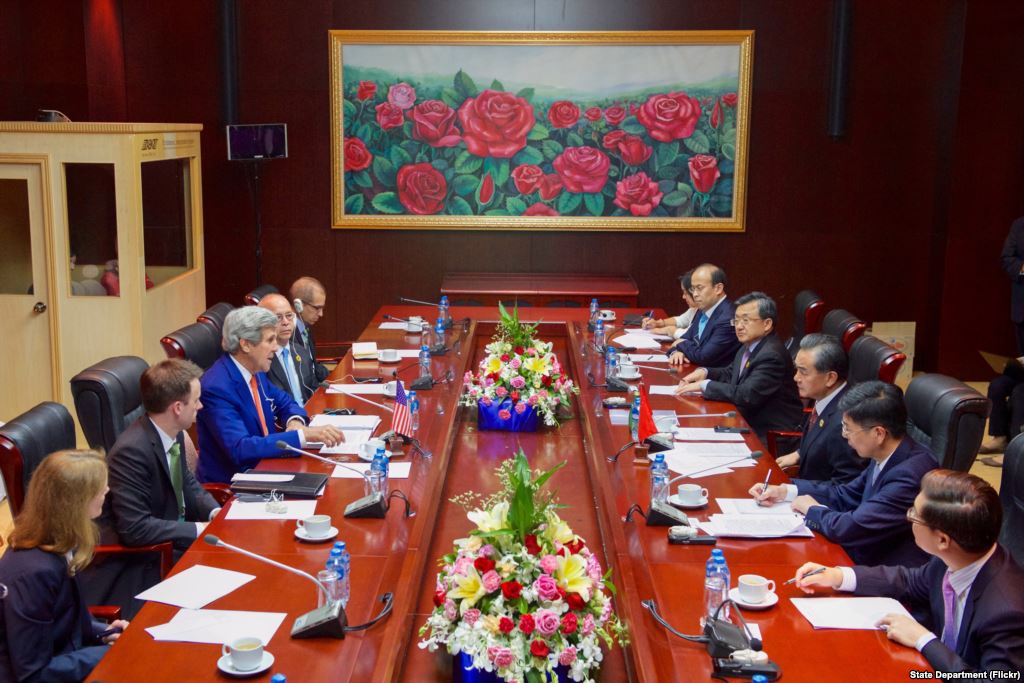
[667,264,741,368]
[259,294,318,405]
[197,307,343,484]
[751,381,936,566]
[642,269,698,339]
[774,334,866,483]
[290,276,330,383]
[793,470,1024,673]
[674,292,804,444]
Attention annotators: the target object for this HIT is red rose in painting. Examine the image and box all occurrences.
[688,154,721,193]
[553,147,611,194]
[613,172,663,217]
[530,640,550,658]
[343,137,372,172]
[629,103,639,115]
[458,90,535,158]
[387,82,417,110]
[396,163,447,215]
[524,203,558,216]
[479,173,495,204]
[584,107,602,122]
[636,92,702,142]
[375,102,404,131]
[710,99,722,129]
[721,92,738,107]
[616,135,652,166]
[357,80,377,101]
[547,100,581,129]
[512,164,544,194]
[409,100,461,147]
[538,174,563,201]
[602,130,626,150]
[604,105,626,125]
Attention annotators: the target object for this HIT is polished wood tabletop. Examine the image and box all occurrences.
[88,305,927,682]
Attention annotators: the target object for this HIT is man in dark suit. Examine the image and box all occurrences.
[1000,215,1024,355]
[196,306,343,483]
[794,470,1024,673]
[259,293,318,404]
[775,333,866,483]
[675,291,804,443]
[667,263,741,369]
[752,381,937,567]
[290,276,330,383]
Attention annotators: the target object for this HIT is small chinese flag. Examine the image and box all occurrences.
[637,381,658,443]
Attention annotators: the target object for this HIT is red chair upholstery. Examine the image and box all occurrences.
[197,301,234,331]
[786,289,825,356]
[822,308,867,352]
[161,322,222,370]
[848,335,907,385]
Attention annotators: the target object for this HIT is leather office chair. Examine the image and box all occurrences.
[161,321,222,370]
[904,373,990,471]
[243,284,278,306]
[822,308,867,352]
[999,433,1024,565]
[785,289,825,356]
[197,301,234,331]
[848,335,907,385]
[71,356,150,452]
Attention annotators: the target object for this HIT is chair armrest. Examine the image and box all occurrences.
[766,430,803,458]
[95,541,174,579]
[203,483,234,507]
[88,605,122,622]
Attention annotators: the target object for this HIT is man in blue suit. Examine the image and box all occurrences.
[196,306,343,483]
[794,470,1024,673]
[751,380,936,566]
[774,333,866,483]
[667,263,741,369]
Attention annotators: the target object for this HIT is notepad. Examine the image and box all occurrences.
[136,565,255,609]
[225,499,318,520]
[351,341,379,359]
[611,334,662,349]
[147,608,287,645]
[791,597,912,630]
[378,322,407,330]
[648,385,679,396]
[628,354,669,363]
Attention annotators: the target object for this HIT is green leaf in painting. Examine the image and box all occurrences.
[620,116,646,135]
[484,209,510,216]
[657,141,679,168]
[657,179,676,194]
[566,132,585,148]
[372,156,397,186]
[490,79,505,91]
[516,87,535,102]
[431,159,450,171]
[584,192,605,216]
[506,197,527,215]
[557,192,583,215]
[448,196,473,215]
[344,193,364,214]
[454,69,478,99]
[482,158,511,187]
[452,174,479,196]
[389,145,412,169]
[371,192,404,214]
[719,159,735,175]
[684,130,711,155]
[710,193,732,214]
[352,170,373,188]
[342,99,356,132]
[540,139,564,159]
[661,190,691,208]
[527,124,549,141]
[513,146,544,166]
[454,151,483,175]
[721,142,736,160]
[656,165,681,180]
[441,88,461,109]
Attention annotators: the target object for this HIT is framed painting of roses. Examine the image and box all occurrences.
[330,30,753,231]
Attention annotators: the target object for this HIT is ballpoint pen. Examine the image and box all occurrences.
[783,566,828,585]
[758,466,772,499]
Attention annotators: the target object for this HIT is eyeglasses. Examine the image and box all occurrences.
[688,284,711,295]
[841,422,878,437]
[906,507,931,527]
[302,301,325,313]
[729,317,763,327]
[275,312,295,322]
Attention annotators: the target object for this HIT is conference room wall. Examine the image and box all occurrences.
[3,0,1022,379]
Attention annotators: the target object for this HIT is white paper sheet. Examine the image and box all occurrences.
[611,334,663,349]
[318,431,372,455]
[146,608,287,645]
[674,427,745,442]
[649,385,679,396]
[717,498,795,516]
[670,442,752,457]
[379,349,420,358]
[309,414,381,430]
[230,473,295,483]
[378,322,407,330]
[326,384,389,395]
[332,462,412,479]
[135,565,256,609]
[351,341,378,359]
[790,597,912,630]
[628,354,669,363]
[698,513,812,538]
[224,499,318,521]
[622,327,674,341]
[608,409,629,426]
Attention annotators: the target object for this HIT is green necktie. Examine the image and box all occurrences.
[168,441,185,521]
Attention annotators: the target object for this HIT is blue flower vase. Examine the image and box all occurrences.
[477,398,539,432]
[454,653,568,682]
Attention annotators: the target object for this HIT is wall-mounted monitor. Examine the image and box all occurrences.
[226,123,288,161]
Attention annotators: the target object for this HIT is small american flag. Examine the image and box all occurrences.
[391,379,412,435]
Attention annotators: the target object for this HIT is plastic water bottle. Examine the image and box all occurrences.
[629,391,641,442]
[594,319,606,351]
[608,354,618,380]
[702,557,727,626]
[418,345,431,378]
[605,345,616,374]
[409,390,420,431]
[318,556,340,607]
[439,295,451,328]
[370,446,388,496]
[705,548,724,575]
[751,676,767,683]
[435,317,446,348]
[714,556,731,618]
[650,453,668,503]
[335,541,351,607]
[589,298,599,330]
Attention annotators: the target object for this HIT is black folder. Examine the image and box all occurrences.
[229,470,328,498]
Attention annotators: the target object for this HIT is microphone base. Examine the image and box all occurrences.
[606,377,629,392]
[344,492,387,518]
[428,344,448,356]
[646,500,690,526]
[410,375,435,391]
[291,600,347,639]
[643,434,674,453]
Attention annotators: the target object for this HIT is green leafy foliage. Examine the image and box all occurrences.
[371,192,403,214]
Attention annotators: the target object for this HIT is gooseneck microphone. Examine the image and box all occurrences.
[676,411,737,419]
[276,441,373,484]
[399,297,439,307]
[380,429,433,459]
[664,451,764,488]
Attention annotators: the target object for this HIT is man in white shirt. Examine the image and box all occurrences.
[642,269,698,339]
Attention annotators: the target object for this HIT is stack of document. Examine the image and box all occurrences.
[698,513,812,538]
[224,499,319,520]
[622,327,675,342]
[135,565,256,609]
[378,321,407,330]
[791,597,911,629]
[309,414,381,454]
[351,341,378,359]
[627,353,669,363]
[147,608,287,644]
[332,461,412,479]
[674,427,746,442]
[662,448,757,479]
[326,383,390,395]
[610,333,663,349]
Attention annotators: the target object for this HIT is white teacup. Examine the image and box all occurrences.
[738,574,776,604]
[599,309,616,321]
[359,438,386,460]
[379,348,399,362]
[618,366,640,380]
[222,636,264,671]
[296,514,332,538]
[384,381,398,397]
[676,483,708,505]
[654,415,678,433]
[405,321,422,333]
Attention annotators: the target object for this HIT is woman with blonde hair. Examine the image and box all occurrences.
[0,449,129,682]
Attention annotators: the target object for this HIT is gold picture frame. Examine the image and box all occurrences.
[330,30,754,232]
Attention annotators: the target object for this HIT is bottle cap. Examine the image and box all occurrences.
[271,674,287,683]
[421,345,429,351]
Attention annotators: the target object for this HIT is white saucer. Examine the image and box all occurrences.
[618,372,641,381]
[356,449,396,462]
[294,526,339,543]
[668,494,708,509]
[217,651,274,677]
[377,352,401,363]
[728,587,779,610]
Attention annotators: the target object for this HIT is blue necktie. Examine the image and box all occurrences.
[281,346,303,404]
[697,311,709,339]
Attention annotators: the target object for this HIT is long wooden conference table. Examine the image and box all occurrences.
[89,306,927,681]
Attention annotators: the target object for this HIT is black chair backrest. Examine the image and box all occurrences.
[70,356,150,452]
[905,373,990,471]
[999,433,1024,566]
[821,308,866,352]
[0,402,77,515]
[848,335,902,385]
[243,284,278,306]
[792,289,824,341]
[197,302,234,331]
[162,321,222,370]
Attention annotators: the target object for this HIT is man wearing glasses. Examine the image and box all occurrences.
[290,276,330,382]
[674,291,803,443]
[667,263,741,369]
[259,293,318,404]
[793,470,1024,673]
[751,380,936,567]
